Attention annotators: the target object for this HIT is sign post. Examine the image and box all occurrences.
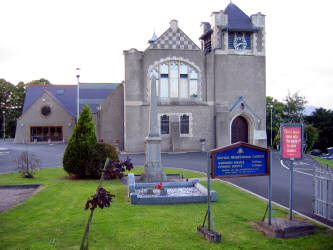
[280,123,304,220]
[197,152,221,242]
[207,152,212,231]
[210,142,270,179]
[210,142,271,224]
[268,150,272,225]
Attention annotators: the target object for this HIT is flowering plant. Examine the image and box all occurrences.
[156,182,164,190]
[104,157,134,180]
[85,187,115,210]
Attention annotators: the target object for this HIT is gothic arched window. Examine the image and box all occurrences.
[160,114,170,134]
[180,114,189,135]
[150,61,199,99]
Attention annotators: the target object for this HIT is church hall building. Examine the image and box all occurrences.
[14,2,267,152]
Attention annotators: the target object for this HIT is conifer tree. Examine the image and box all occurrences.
[63,104,97,177]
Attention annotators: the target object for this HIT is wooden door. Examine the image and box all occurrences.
[231,116,248,143]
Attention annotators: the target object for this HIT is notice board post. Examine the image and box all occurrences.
[280,123,304,220]
[210,142,271,223]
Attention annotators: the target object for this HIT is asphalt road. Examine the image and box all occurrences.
[0,142,67,173]
[1,142,331,227]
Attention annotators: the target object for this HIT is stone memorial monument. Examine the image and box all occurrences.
[140,75,167,182]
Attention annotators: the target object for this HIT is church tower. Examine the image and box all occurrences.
[123,2,266,152]
[200,2,267,147]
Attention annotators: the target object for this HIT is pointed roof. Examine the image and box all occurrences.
[148,32,158,44]
[22,83,121,118]
[223,2,259,32]
[148,20,200,50]
[23,85,77,116]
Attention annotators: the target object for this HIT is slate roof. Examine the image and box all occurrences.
[222,2,259,32]
[23,83,120,118]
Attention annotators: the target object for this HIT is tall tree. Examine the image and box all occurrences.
[27,78,51,85]
[304,124,319,153]
[266,96,285,146]
[0,79,14,110]
[6,82,27,137]
[0,79,16,138]
[63,104,97,177]
[283,92,307,123]
[267,92,308,148]
[305,108,333,152]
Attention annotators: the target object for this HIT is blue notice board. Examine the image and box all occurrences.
[210,142,270,178]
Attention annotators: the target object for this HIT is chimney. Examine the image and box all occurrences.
[170,20,178,32]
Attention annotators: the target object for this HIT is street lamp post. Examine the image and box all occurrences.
[269,104,273,147]
[2,110,5,140]
[76,68,80,122]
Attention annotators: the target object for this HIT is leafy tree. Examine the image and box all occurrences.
[305,124,319,153]
[0,79,12,109]
[8,81,26,137]
[267,92,308,148]
[305,108,333,152]
[63,104,97,177]
[266,96,285,147]
[27,78,51,85]
[0,79,22,138]
[0,79,14,110]
[12,81,26,109]
[283,92,307,123]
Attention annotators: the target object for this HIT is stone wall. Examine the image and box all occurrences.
[14,92,75,143]
[97,84,125,150]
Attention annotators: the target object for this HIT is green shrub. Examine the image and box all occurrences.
[86,142,119,178]
[63,104,97,178]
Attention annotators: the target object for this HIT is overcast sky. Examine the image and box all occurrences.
[1,0,332,109]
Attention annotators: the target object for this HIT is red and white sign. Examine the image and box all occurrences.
[281,125,303,159]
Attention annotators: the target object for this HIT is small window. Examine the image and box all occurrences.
[180,114,189,134]
[41,106,51,116]
[160,115,169,134]
[56,89,65,95]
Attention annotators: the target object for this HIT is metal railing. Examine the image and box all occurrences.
[313,165,333,221]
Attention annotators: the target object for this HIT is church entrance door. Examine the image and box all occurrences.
[231,116,248,143]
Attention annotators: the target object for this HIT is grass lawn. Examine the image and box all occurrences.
[0,167,332,250]
[312,155,333,169]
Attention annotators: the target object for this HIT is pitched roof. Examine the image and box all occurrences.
[223,2,259,32]
[148,21,200,50]
[23,83,120,118]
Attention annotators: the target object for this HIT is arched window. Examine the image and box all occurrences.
[160,115,170,134]
[180,114,189,134]
[150,61,199,99]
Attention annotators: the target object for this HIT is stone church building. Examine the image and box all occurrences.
[14,2,267,152]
